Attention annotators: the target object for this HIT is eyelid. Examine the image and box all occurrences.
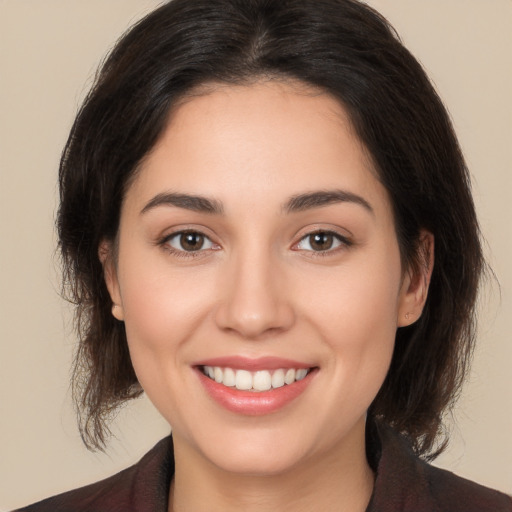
[167,231,215,251]
[157,224,218,244]
[158,227,221,258]
[291,227,353,254]
[156,224,353,258]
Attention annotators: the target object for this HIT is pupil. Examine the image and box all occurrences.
[181,232,203,251]
[311,232,333,251]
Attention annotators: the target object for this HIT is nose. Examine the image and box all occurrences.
[214,248,295,340]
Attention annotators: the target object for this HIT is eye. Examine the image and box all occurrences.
[295,231,350,252]
[165,231,215,252]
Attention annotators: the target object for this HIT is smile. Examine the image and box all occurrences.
[201,366,310,392]
[195,358,317,415]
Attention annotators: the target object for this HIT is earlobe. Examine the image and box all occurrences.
[98,240,124,321]
[111,303,125,321]
[397,231,434,327]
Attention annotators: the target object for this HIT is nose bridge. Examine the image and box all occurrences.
[215,240,294,339]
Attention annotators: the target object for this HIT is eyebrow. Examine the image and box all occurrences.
[140,192,224,215]
[140,189,373,217]
[283,189,374,215]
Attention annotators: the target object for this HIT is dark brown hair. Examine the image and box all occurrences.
[58,0,484,457]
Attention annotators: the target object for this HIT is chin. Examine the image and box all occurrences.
[181,422,313,477]
[208,441,308,477]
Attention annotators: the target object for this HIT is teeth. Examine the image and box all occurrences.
[271,369,285,389]
[253,370,272,391]
[235,370,252,390]
[223,367,236,387]
[284,368,296,385]
[202,366,310,391]
[296,368,308,380]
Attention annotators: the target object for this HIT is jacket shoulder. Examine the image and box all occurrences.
[13,436,173,512]
[14,466,133,512]
[424,463,512,512]
[368,421,512,512]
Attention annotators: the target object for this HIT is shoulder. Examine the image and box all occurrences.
[13,436,174,512]
[423,462,512,512]
[368,421,512,512]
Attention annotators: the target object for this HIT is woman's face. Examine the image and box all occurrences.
[104,81,422,476]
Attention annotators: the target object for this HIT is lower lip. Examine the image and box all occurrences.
[196,368,316,415]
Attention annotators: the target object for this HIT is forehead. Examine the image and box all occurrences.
[127,80,388,216]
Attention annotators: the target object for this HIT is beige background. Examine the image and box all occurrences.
[0,0,510,508]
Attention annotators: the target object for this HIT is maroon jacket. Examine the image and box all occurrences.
[15,423,512,511]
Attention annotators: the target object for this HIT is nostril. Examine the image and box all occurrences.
[214,300,296,340]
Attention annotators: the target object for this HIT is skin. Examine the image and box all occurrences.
[102,80,432,512]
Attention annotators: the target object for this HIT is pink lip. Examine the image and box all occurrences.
[194,355,312,371]
[194,363,317,416]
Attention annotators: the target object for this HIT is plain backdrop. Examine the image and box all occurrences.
[0,0,510,509]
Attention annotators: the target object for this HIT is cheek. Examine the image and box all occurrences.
[116,249,217,382]
[300,247,402,334]
[117,263,218,427]
[296,245,402,388]
[119,239,211,327]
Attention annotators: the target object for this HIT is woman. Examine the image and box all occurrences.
[14,0,511,510]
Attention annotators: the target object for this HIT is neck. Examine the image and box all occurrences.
[169,422,374,512]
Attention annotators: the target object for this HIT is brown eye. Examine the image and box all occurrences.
[309,232,334,251]
[167,231,213,252]
[180,232,204,251]
[296,231,349,252]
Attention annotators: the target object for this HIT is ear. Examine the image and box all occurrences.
[98,240,124,321]
[397,230,434,327]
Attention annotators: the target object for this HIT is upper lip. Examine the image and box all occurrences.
[193,356,314,371]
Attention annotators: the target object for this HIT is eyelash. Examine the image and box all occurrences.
[292,230,353,257]
[158,230,217,259]
[158,229,352,259]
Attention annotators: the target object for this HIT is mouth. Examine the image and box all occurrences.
[194,357,318,415]
[200,365,312,392]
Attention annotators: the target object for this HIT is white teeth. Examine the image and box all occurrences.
[284,368,296,385]
[296,368,308,380]
[271,369,285,388]
[235,370,252,390]
[202,366,310,391]
[253,370,272,391]
[223,367,236,387]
